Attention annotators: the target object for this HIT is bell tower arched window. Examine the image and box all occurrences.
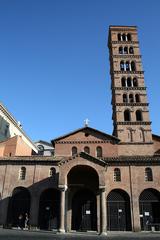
[127,33,131,41]
[124,46,128,54]
[129,47,134,54]
[123,94,128,103]
[121,77,126,87]
[119,46,123,54]
[127,77,132,87]
[124,109,131,121]
[133,78,138,87]
[120,61,125,71]
[131,61,136,71]
[118,33,121,41]
[135,94,140,102]
[129,94,134,103]
[136,110,143,121]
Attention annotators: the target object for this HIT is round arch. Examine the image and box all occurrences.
[139,188,160,231]
[107,189,132,231]
[7,187,30,228]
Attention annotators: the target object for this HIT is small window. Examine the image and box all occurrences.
[122,33,126,41]
[118,33,121,41]
[96,146,102,158]
[123,94,128,103]
[119,46,123,54]
[136,110,143,121]
[124,109,131,121]
[129,47,134,54]
[72,146,77,156]
[84,146,90,154]
[131,61,136,71]
[127,77,132,87]
[121,77,126,87]
[127,33,131,41]
[19,167,26,180]
[126,61,130,71]
[133,78,138,87]
[135,94,140,102]
[129,94,134,103]
[120,61,125,71]
[49,167,56,177]
[114,168,121,182]
[124,46,128,54]
[145,168,153,181]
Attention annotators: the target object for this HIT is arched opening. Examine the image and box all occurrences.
[72,146,78,156]
[120,61,125,71]
[68,165,99,231]
[145,168,153,182]
[131,61,136,71]
[119,46,123,54]
[126,61,130,71]
[124,46,128,54]
[38,188,60,230]
[136,110,143,121]
[121,77,126,87]
[122,33,126,41]
[129,47,134,54]
[7,187,30,228]
[123,94,128,103]
[127,33,131,41]
[84,146,90,154]
[96,146,102,158]
[129,94,134,103]
[107,189,132,231]
[124,109,131,121]
[118,33,121,41]
[127,77,132,87]
[139,189,160,231]
[135,94,140,103]
[133,77,138,87]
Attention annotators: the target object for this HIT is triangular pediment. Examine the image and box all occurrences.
[52,126,119,145]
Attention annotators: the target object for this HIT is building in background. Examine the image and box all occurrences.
[0,26,160,234]
[0,102,38,156]
[34,140,54,156]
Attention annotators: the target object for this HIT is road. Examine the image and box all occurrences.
[0,229,160,240]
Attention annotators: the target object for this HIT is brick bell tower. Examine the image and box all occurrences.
[108,26,154,155]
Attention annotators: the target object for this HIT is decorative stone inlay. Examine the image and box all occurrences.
[116,121,152,125]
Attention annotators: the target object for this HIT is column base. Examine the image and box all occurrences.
[100,231,107,235]
[59,228,65,233]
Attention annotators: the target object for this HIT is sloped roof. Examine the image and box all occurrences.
[51,126,120,144]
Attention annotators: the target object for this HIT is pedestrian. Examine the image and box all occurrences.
[24,213,29,230]
[18,214,23,229]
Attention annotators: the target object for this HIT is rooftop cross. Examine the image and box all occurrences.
[84,118,90,127]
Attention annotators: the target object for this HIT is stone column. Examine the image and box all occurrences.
[100,186,107,235]
[59,185,67,233]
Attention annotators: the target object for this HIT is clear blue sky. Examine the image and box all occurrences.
[0,0,160,142]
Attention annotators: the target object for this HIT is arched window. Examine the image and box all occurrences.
[114,168,121,182]
[145,168,153,181]
[118,33,121,41]
[129,93,134,103]
[126,61,130,71]
[131,61,136,71]
[133,77,138,87]
[136,110,143,121]
[96,146,102,158]
[84,146,90,154]
[19,167,26,180]
[120,61,125,71]
[123,94,128,103]
[124,109,131,121]
[119,46,123,54]
[49,167,56,177]
[127,33,131,41]
[121,77,126,87]
[122,33,126,41]
[129,47,134,54]
[135,94,140,102]
[124,46,128,54]
[72,146,77,156]
[127,77,132,87]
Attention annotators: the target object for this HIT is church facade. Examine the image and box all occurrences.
[0,26,160,234]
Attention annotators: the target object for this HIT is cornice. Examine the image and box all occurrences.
[111,41,139,44]
[114,103,149,107]
[112,55,141,59]
[112,71,144,74]
[116,121,152,125]
[112,87,146,91]
[55,140,115,144]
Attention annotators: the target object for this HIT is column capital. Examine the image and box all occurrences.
[99,185,106,192]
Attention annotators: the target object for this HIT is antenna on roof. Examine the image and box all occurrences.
[84,118,90,127]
